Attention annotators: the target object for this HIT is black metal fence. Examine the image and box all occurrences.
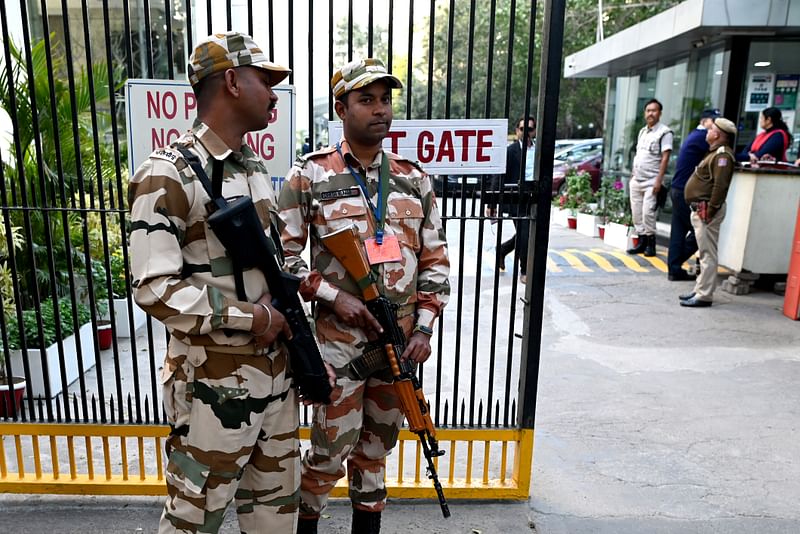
[0,0,561,430]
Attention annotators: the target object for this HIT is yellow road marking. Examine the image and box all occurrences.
[567,248,617,272]
[551,250,592,272]
[591,248,649,273]
[546,255,561,273]
[640,253,668,272]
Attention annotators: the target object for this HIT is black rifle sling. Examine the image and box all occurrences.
[176,147,247,301]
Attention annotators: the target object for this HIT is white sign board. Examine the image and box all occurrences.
[125,79,296,181]
[745,72,774,112]
[328,119,508,175]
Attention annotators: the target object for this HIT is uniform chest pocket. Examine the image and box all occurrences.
[387,197,424,250]
[648,140,661,154]
[319,198,370,235]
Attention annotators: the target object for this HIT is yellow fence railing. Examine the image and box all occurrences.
[0,423,533,499]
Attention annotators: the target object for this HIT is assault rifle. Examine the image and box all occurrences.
[320,225,451,519]
[206,196,333,405]
[177,147,332,405]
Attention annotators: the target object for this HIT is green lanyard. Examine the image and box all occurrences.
[337,144,391,244]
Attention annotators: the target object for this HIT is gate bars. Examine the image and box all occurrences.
[0,0,566,499]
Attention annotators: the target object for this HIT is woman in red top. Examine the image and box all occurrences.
[736,107,793,163]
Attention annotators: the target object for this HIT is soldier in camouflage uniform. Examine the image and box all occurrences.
[129,32,300,533]
[277,58,451,534]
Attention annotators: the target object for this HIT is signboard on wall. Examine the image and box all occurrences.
[744,72,775,112]
[125,79,296,180]
[774,74,799,111]
[328,119,508,175]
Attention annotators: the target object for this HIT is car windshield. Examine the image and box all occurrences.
[557,149,596,163]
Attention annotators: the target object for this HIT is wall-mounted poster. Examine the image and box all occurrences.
[745,72,775,112]
[774,74,799,111]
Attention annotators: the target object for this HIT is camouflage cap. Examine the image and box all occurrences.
[714,117,737,136]
[331,58,402,98]
[188,31,290,87]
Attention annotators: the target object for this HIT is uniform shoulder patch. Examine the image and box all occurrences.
[387,151,424,172]
[151,147,181,163]
[295,145,337,168]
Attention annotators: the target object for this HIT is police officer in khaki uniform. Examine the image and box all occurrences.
[278,58,451,534]
[680,117,737,308]
[129,32,302,533]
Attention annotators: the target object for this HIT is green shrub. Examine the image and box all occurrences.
[3,299,91,350]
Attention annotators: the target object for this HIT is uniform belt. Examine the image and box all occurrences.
[188,342,278,356]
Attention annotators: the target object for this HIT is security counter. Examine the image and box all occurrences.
[718,164,800,294]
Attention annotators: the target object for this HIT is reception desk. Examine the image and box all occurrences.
[718,166,800,292]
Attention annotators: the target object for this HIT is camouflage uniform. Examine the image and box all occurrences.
[277,138,450,516]
[130,121,299,533]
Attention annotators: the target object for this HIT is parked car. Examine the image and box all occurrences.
[551,139,604,197]
[554,138,598,152]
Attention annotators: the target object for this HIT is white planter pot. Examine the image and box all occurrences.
[9,322,97,398]
[604,222,632,250]
[552,207,570,226]
[576,212,601,237]
[113,297,147,338]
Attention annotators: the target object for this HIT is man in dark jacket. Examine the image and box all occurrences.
[667,108,720,281]
[485,116,535,283]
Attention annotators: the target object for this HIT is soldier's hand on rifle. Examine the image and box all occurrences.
[332,291,383,338]
[401,332,432,363]
[252,296,292,348]
[300,362,339,406]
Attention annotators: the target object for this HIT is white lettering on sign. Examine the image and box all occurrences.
[125,79,296,181]
[328,119,507,175]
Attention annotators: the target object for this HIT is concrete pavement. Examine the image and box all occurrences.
[529,224,800,533]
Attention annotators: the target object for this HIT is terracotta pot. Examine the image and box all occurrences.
[598,225,606,239]
[0,377,26,417]
[97,322,113,350]
[567,216,577,229]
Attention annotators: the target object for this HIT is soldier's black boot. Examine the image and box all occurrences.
[351,508,381,534]
[626,234,648,255]
[297,517,319,534]
[643,234,656,257]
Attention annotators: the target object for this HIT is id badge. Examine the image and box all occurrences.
[365,234,402,264]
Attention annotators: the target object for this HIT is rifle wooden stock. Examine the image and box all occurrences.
[319,225,380,301]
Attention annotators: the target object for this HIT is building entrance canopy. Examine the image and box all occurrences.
[565,0,800,79]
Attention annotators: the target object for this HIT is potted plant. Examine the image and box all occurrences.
[90,260,113,351]
[565,170,594,232]
[109,246,146,338]
[552,193,572,226]
[5,299,93,398]
[0,355,26,417]
[595,178,632,249]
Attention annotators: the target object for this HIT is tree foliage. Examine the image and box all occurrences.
[392,0,681,137]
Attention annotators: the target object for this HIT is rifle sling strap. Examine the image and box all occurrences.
[176,147,247,302]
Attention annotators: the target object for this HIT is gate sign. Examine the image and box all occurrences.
[125,78,296,177]
[328,119,507,175]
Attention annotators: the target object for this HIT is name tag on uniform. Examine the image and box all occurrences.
[320,187,360,200]
[365,235,402,264]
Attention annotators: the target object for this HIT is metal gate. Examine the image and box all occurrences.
[0,0,565,498]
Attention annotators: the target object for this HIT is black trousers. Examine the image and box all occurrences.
[498,203,530,275]
[667,187,697,275]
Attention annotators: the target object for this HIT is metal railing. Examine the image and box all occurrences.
[0,0,566,498]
